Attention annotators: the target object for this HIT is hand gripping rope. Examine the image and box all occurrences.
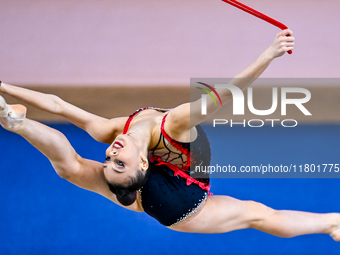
[221,0,293,54]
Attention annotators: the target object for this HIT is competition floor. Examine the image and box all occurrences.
[1,124,340,254]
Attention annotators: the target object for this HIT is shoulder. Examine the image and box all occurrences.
[162,107,197,143]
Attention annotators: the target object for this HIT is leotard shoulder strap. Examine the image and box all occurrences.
[123,107,168,134]
[159,113,190,156]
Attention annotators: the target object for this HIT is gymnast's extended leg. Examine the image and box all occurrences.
[169,195,340,241]
[0,95,146,211]
[0,95,110,195]
[0,82,125,144]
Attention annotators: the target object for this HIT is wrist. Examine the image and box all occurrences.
[258,49,275,65]
[261,48,276,62]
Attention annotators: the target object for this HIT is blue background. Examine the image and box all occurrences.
[1,124,340,254]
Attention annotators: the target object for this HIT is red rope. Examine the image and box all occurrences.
[221,0,292,54]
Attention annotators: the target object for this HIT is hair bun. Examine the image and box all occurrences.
[116,189,137,206]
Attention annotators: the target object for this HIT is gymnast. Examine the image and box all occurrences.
[1,29,340,240]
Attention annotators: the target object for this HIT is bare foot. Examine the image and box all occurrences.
[0,95,27,130]
[330,213,340,241]
[331,229,340,241]
[0,95,9,116]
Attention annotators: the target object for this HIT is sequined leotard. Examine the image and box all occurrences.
[123,107,211,226]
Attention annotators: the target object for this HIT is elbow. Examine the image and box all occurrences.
[56,169,73,180]
[52,155,83,181]
[54,164,80,181]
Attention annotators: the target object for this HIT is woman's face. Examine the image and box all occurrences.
[103,134,146,186]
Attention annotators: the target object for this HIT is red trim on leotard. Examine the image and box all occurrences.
[152,113,211,193]
[159,114,190,162]
[152,159,211,192]
[123,107,159,134]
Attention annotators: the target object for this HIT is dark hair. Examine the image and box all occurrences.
[106,167,151,206]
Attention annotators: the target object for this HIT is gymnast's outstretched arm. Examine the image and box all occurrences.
[0,82,126,144]
[164,29,294,138]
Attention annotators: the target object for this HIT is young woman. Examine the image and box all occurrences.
[1,30,340,240]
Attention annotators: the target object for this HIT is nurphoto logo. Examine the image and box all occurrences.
[196,83,312,128]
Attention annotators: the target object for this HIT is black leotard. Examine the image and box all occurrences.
[123,108,211,226]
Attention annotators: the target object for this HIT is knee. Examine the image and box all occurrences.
[246,200,275,229]
[48,94,63,114]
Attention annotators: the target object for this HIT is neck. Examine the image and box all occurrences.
[126,122,152,156]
